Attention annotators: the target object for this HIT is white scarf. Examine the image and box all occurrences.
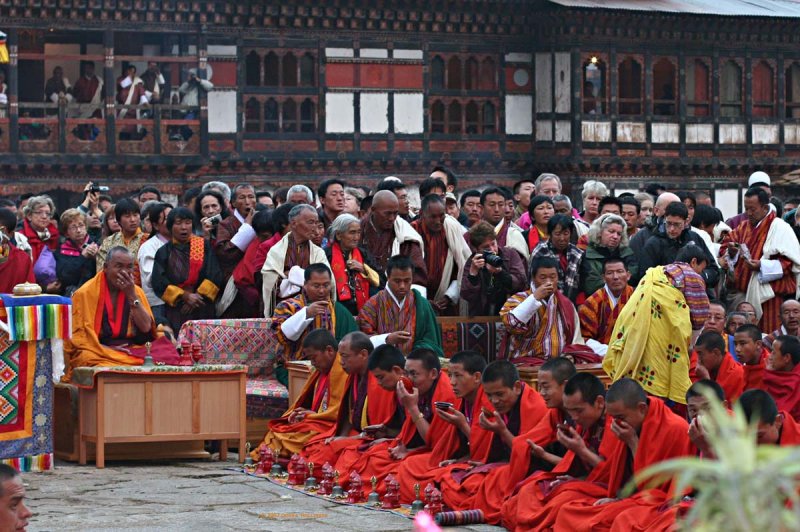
[744,216,800,320]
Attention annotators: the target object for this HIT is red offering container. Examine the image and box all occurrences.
[191,343,203,364]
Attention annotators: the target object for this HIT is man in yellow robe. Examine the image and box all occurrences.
[253,328,348,457]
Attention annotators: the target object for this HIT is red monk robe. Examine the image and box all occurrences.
[395,386,494,503]
[333,375,456,493]
[743,348,768,391]
[609,411,800,532]
[252,354,348,458]
[550,397,691,532]
[0,245,35,292]
[300,371,396,470]
[689,350,745,402]
[761,365,800,422]
[439,384,548,522]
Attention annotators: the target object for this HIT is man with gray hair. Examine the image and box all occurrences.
[629,191,680,256]
[262,204,332,315]
[518,173,589,244]
[287,184,314,205]
[214,184,258,282]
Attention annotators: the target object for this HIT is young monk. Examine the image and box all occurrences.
[334,347,456,492]
[252,328,348,458]
[734,324,768,390]
[762,335,800,421]
[694,330,745,402]
[505,372,610,531]
[300,331,397,470]
[487,357,578,525]
[394,350,491,502]
[740,388,800,445]
[439,360,548,517]
[547,378,692,531]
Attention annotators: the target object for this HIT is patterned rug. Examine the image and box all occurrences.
[440,320,505,362]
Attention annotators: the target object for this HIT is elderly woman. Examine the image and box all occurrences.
[21,195,61,292]
[343,186,365,217]
[530,214,585,302]
[523,195,555,252]
[193,189,229,241]
[56,209,99,296]
[580,180,610,225]
[324,213,382,315]
[580,213,638,296]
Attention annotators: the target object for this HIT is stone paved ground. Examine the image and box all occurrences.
[23,455,505,532]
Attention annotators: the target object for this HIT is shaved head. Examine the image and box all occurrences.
[606,378,647,408]
[654,192,681,217]
[372,190,399,209]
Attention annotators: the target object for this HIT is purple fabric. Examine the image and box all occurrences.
[33,246,57,285]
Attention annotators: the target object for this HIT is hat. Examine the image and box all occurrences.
[445,192,457,204]
[748,171,771,188]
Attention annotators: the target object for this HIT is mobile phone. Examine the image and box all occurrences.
[435,401,454,410]
[481,406,495,419]
[363,424,385,434]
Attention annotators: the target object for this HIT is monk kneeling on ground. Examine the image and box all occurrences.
[252,328,348,458]
[694,330,745,402]
[740,388,800,446]
[762,335,800,421]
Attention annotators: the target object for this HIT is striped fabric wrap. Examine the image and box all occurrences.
[0,294,72,341]
[2,453,53,472]
[435,509,485,526]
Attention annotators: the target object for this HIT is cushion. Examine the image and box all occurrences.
[246,376,289,420]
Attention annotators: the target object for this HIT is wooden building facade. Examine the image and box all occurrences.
[1,0,800,213]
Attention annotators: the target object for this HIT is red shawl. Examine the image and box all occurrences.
[762,365,800,422]
[780,410,800,445]
[330,243,370,310]
[714,353,746,403]
[21,218,59,263]
[743,348,768,391]
[0,246,35,293]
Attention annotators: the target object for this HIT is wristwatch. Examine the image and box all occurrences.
[132,298,141,307]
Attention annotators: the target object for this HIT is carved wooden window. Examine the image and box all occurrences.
[465,57,479,90]
[786,62,800,119]
[431,56,445,89]
[300,53,315,86]
[752,60,775,118]
[264,98,279,132]
[482,102,496,134]
[686,58,710,117]
[264,52,279,86]
[618,57,643,115]
[283,53,298,87]
[447,101,462,132]
[245,51,261,86]
[652,58,677,116]
[582,57,606,115]
[720,60,743,117]
[282,99,298,132]
[245,97,261,132]
[447,57,462,90]
[300,98,315,133]
[480,57,496,90]
[465,101,479,133]
[431,100,445,132]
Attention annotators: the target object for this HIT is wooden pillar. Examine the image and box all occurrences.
[609,48,617,157]
[8,28,18,154]
[104,29,116,156]
[745,52,753,158]
[197,26,209,159]
[711,51,719,158]
[678,52,687,159]
[778,52,786,157]
[235,38,244,155]
[644,51,652,158]
[570,47,582,162]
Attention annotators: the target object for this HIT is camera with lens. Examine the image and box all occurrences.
[89,184,109,194]
[207,214,222,226]
[482,252,504,268]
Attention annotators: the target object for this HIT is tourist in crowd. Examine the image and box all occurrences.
[201,181,232,209]
[194,189,229,241]
[481,186,528,263]
[634,191,654,227]
[55,208,99,296]
[21,195,60,293]
[629,191,680,255]
[578,180,609,225]
[343,186,365,217]
[580,213,637,297]
[77,182,105,242]
[530,214,584,301]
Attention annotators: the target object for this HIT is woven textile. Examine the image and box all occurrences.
[0,339,53,472]
[0,294,72,342]
[438,320,505,362]
[246,376,289,418]
[178,318,280,377]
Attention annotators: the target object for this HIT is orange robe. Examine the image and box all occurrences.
[395,386,494,503]
[253,354,348,458]
[505,416,613,531]
[743,348,768,391]
[300,370,397,469]
[439,384,549,522]
[63,270,159,381]
[333,375,457,493]
[762,365,800,422]
[689,349,744,402]
[550,397,692,532]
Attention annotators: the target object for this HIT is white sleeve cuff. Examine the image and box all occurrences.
[444,280,460,302]
[49,93,59,103]
[370,333,390,348]
[120,77,133,89]
[761,258,782,275]
[229,223,257,251]
[510,294,542,324]
[157,74,165,85]
[412,284,427,299]
[280,308,313,342]
[139,95,149,105]
[586,339,608,356]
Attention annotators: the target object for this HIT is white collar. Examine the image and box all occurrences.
[604,285,621,308]
[234,209,245,224]
[386,286,406,308]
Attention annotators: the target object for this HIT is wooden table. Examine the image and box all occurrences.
[518,363,612,389]
[286,360,313,405]
[76,366,246,468]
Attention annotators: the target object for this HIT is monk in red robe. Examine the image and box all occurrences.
[505,372,611,531]
[741,389,800,445]
[439,360,548,518]
[334,346,456,492]
[252,328,348,459]
[0,231,34,292]
[546,378,692,532]
[762,335,800,421]
[300,331,397,471]
[734,324,768,391]
[394,350,492,503]
[693,330,745,402]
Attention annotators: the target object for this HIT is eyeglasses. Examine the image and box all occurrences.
[665,221,684,230]
[32,210,51,218]
[67,224,86,232]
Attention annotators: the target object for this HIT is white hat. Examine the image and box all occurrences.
[748,171,771,188]
[445,192,457,203]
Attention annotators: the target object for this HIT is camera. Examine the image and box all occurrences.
[482,252,504,268]
[207,214,222,225]
[89,184,109,193]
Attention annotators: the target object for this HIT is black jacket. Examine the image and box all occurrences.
[637,224,719,289]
